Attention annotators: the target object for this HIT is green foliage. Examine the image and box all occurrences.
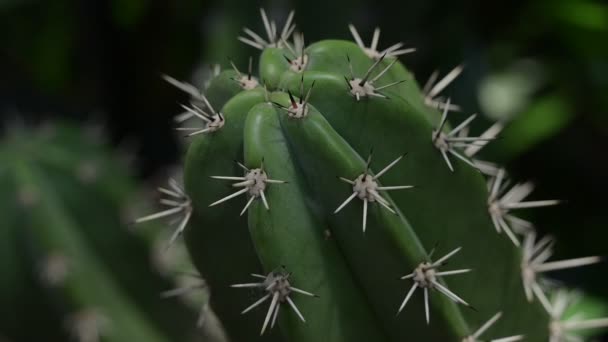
[0,122,202,342]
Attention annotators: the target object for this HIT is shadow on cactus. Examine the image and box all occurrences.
[0,121,211,342]
[151,8,607,342]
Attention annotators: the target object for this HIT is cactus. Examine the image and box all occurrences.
[0,122,207,342]
[156,9,607,342]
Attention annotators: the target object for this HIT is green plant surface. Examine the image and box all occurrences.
[0,123,201,342]
[171,12,606,342]
[180,41,551,341]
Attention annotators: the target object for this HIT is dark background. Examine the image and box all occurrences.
[1,0,607,338]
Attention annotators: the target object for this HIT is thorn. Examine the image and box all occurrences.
[344,76,353,90]
[287,91,297,108]
[359,53,386,86]
[248,56,253,80]
[271,101,287,109]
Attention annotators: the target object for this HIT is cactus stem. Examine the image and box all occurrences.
[231,270,317,335]
[239,9,296,51]
[423,65,464,112]
[348,24,415,60]
[209,163,286,214]
[398,246,472,323]
[229,57,260,90]
[334,153,413,232]
[522,233,602,304]
[462,311,524,342]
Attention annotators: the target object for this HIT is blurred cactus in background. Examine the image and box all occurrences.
[0,121,219,342]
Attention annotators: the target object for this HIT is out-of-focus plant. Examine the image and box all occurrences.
[0,121,214,342]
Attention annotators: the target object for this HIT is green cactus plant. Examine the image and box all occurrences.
[0,122,210,342]
[153,9,607,342]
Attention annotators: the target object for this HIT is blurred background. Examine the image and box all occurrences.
[1,0,607,341]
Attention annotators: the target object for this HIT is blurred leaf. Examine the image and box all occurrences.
[478,60,544,121]
[489,94,574,161]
